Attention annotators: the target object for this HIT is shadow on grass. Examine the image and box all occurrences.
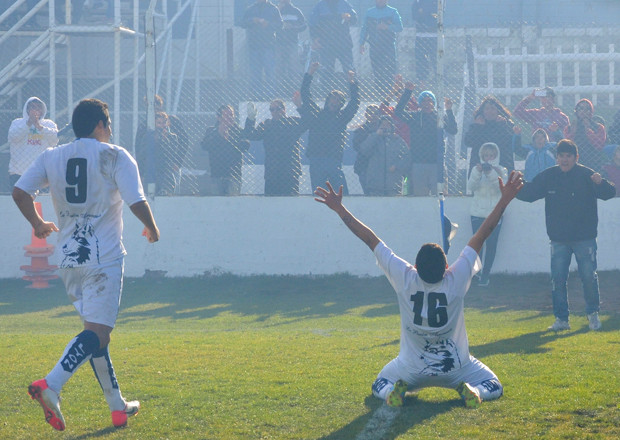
[319,394,460,440]
[1,271,619,327]
[69,426,118,439]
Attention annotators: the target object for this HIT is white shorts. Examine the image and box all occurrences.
[377,355,499,391]
[60,258,124,328]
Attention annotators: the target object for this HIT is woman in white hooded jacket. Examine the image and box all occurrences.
[467,142,507,286]
[8,96,58,186]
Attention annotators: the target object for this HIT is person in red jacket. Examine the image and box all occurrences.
[563,98,606,172]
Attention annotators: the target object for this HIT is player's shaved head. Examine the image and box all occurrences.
[415,243,447,284]
[72,99,109,138]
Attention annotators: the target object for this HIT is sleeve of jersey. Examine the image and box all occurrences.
[114,149,147,206]
[14,151,49,195]
[447,246,482,297]
[373,241,413,294]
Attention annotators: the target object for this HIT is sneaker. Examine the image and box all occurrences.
[28,379,65,431]
[547,318,571,331]
[386,380,408,407]
[456,382,482,409]
[111,400,140,427]
[478,275,490,287]
[587,312,602,331]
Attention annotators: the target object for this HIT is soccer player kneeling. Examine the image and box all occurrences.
[314,172,524,408]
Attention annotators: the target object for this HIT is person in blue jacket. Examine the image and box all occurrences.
[359,0,403,98]
[513,127,557,182]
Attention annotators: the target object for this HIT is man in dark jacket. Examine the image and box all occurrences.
[241,0,283,98]
[309,0,357,89]
[395,83,457,196]
[516,139,616,332]
[243,99,306,195]
[201,105,250,196]
[276,0,306,91]
[299,61,360,194]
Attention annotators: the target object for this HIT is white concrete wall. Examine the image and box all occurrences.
[2,195,619,279]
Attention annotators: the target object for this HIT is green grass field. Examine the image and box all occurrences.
[1,272,619,440]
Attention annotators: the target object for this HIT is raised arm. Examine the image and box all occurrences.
[314,182,380,251]
[467,171,524,254]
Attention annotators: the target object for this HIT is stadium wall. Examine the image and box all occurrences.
[2,195,619,279]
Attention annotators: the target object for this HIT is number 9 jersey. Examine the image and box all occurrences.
[15,138,146,268]
[373,242,482,375]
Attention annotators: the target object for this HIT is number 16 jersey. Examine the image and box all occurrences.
[374,242,482,375]
[16,138,146,268]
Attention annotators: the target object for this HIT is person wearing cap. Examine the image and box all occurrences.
[394,81,456,196]
[563,98,607,172]
[513,87,569,142]
[516,139,616,332]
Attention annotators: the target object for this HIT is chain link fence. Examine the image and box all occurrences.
[1,0,620,196]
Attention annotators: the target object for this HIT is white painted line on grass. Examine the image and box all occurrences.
[354,405,401,440]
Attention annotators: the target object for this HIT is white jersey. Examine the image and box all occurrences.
[374,242,482,376]
[16,138,146,268]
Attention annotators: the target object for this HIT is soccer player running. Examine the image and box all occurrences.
[13,99,160,431]
[314,170,523,408]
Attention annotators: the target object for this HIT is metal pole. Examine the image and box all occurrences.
[146,0,158,131]
[49,0,56,120]
[132,0,140,156]
[114,0,121,144]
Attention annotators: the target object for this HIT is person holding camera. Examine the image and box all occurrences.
[357,115,410,196]
[467,142,507,286]
[513,87,569,142]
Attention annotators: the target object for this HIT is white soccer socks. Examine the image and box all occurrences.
[90,345,126,411]
[475,379,503,401]
[45,330,100,393]
[372,377,393,401]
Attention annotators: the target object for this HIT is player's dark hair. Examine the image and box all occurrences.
[415,243,447,284]
[72,99,109,138]
[556,139,578,157]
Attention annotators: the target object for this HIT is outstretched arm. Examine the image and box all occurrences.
[314,182,380,251]
[467,171,524,254]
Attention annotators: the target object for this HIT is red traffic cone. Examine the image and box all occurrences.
[20,201,58,288]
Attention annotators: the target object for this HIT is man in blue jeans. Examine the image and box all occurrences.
[517,139,615,331]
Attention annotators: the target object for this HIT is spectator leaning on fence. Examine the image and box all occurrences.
[201,105,250,196]
[298,61,360,195]
[465,96,516,175]
[512,127,557,182]
[359,0,403,99]
[516,139,616,332]
[8,97,58,187]
[563,98,606,172]
[395,84,457,196]
[513,87,569,142]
